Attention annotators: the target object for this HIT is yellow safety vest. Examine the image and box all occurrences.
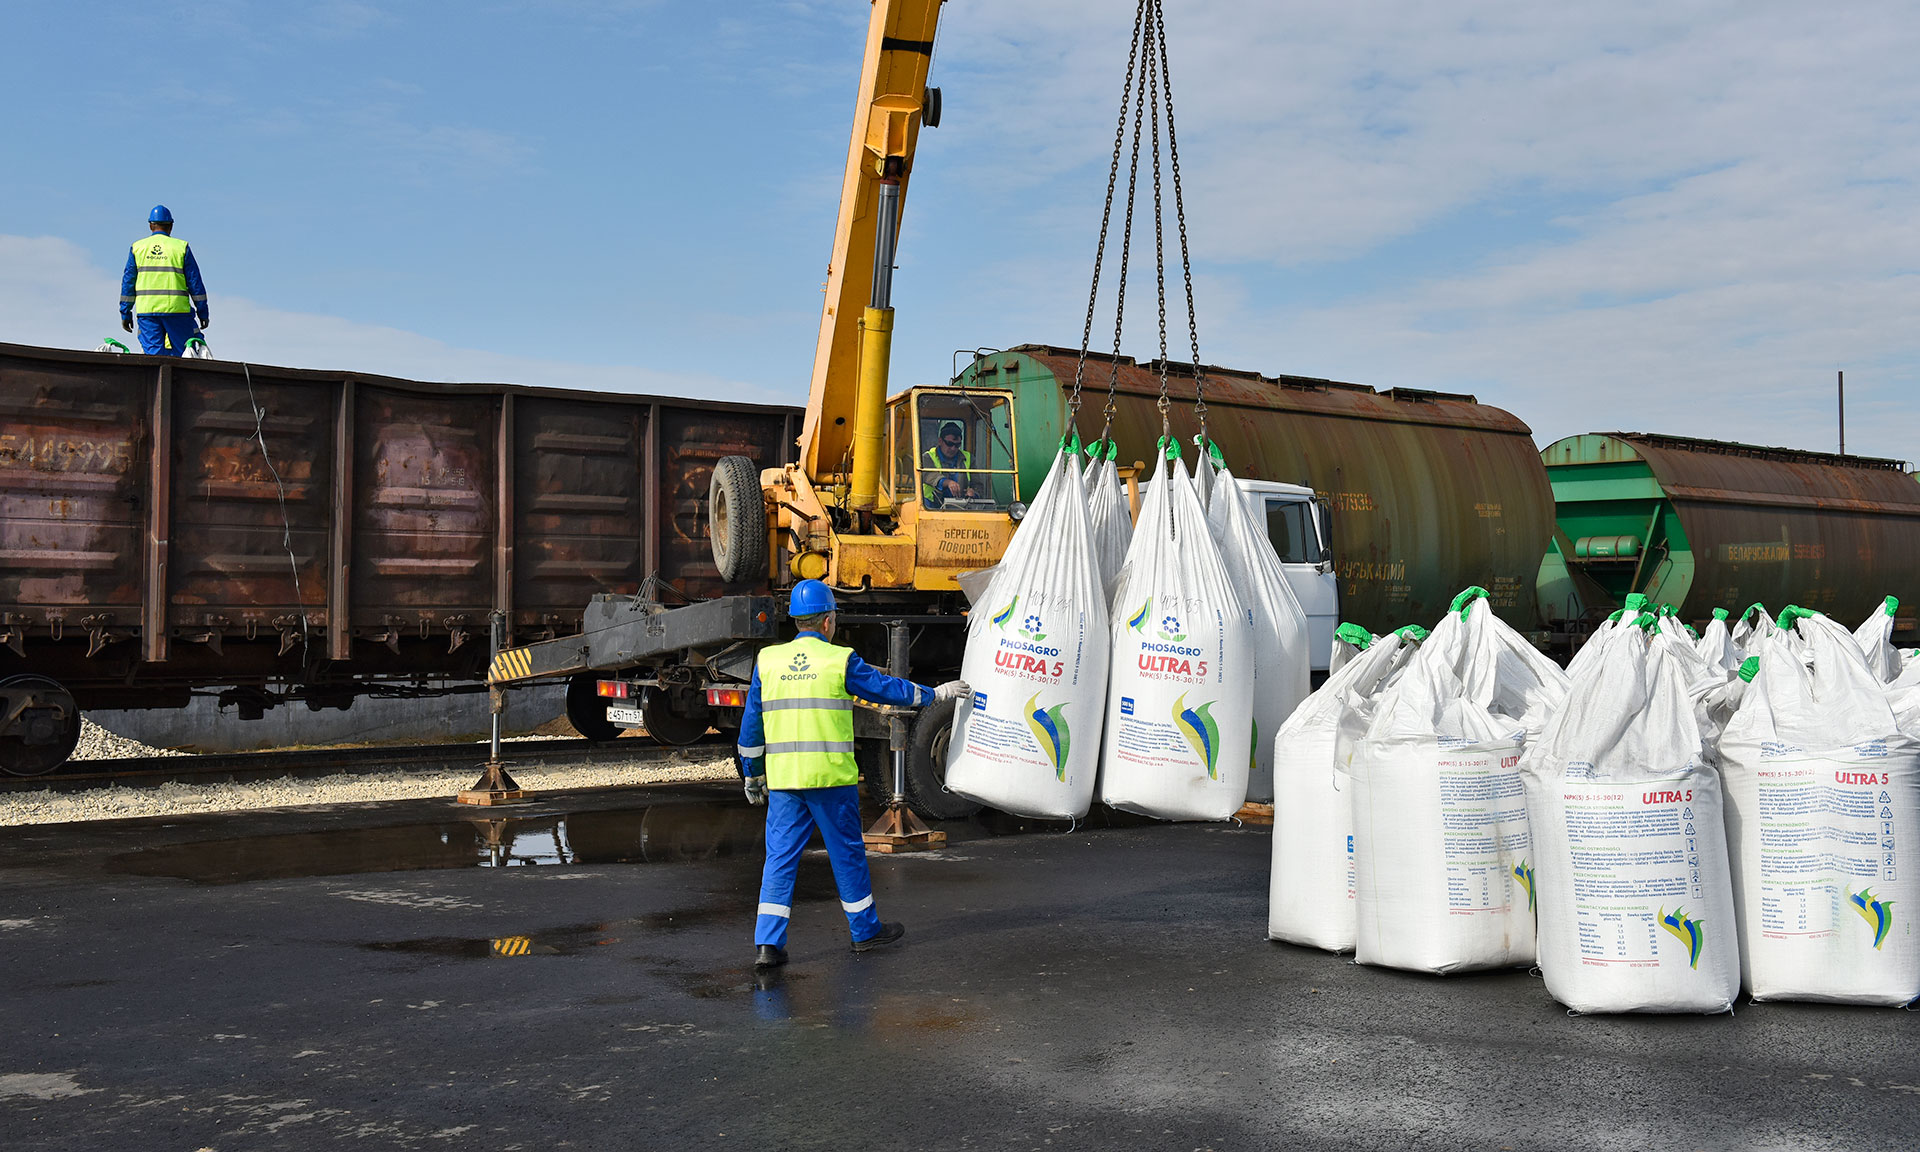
[922,445,972,504]
[131,234,192,314]
[755,635,858,789]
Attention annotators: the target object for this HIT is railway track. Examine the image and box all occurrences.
[2,735,733,794]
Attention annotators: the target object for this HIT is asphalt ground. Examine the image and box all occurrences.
[0,782,1914,1151]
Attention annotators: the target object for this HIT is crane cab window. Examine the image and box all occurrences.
[889,390,1018,511]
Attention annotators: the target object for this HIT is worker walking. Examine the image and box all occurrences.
[737,579,969,968]
[120,206,209,356]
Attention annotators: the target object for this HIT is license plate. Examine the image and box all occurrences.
[606,705,645,728]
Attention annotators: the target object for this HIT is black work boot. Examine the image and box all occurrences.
[851,922,906,953]
[754,944,788,968]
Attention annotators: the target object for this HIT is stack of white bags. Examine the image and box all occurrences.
[1264,591,1920,1012]
[946,440,1310,824]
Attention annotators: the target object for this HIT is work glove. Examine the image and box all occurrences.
[933,679,971,704]
[120,316,133,333]
[197,314,210,329]
[744,774,768,806]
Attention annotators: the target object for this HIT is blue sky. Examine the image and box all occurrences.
[5,1,1918,463]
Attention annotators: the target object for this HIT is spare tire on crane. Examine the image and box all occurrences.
[709,456,768,586]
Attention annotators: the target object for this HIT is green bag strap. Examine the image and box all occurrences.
[1154,434,1183,461]
[1738,656,1760,683]
[1775,605,1818,631]
[1885,595,1901,614]
[1334,622,1372,651]
[1740,602,1769,624]
[1633,611,1659,632]
[1060,431,1083,455]
[1607,608,1626,623]
[1191,434,1225,466]
[1623,593,1650,611]
[1712,607,1729,622]
[1450,586,1490,617]
[1393,624,1429,643]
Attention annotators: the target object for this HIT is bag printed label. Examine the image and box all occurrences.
[1439,751,1531,914]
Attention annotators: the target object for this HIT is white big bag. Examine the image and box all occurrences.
[1083,440,1133,596]
[1522,619,1741,1013]
[1206,463,1311,804]
[1098,446,1253,821]
[1853,596,1904,684]
[1268,626,1420,952]
[1349,589,1568,973]
[945,444,1110,819]
[1719,607,1920,1005]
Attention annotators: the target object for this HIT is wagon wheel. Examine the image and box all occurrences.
[0,675,81,777]
[709,456,768,586]
[565,673,619,743]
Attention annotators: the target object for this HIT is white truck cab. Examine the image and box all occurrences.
[1236,479,1339,673]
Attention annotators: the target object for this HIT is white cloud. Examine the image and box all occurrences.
[920,0,1920,462]
[0,234,790,403]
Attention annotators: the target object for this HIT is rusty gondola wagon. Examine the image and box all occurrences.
[0,343,799,775]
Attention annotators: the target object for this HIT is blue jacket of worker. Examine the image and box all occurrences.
[121,242,209,324]
[736,631,932,779]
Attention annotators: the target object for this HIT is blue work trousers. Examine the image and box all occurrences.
[754,785,881,947]
[136,313,199,356]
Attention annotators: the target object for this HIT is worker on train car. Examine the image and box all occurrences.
[736,579,969,968]
[921,419,977,506]
[120,205,209,356]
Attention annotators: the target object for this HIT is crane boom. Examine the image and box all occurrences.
[798,0,944,483]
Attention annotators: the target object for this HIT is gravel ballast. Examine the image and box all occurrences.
[0,752,737,827]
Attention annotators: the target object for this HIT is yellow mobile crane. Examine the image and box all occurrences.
[706,0,1022,595]
[486,0,1019,820]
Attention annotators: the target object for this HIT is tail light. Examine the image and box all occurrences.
[706,686,747,708]
[596,680,631,699]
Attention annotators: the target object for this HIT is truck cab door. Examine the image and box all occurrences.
[1263,495,1339,672]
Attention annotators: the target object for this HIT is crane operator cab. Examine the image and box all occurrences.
[889,388,1020,515]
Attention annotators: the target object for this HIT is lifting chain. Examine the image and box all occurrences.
[1069,0,1147,443]
[1070,0,1206,459]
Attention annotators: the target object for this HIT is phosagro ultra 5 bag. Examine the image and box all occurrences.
[1207,464,1311,805]
[1268,627,1419,952]
[1348,590,1568,974]
[1521,620,1741,1014]
[945,445,1110,819]
[1719,608,1920,1006]
[1098,447,1252,821]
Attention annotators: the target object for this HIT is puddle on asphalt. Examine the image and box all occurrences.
[101,794,1171,886]
[365,921,619,959]
[105,803,766,884]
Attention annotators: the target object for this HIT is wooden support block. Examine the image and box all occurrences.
[1234,801,1274,825]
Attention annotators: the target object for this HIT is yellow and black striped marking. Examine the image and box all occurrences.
[491,935,532,956]
[488,647,536,684]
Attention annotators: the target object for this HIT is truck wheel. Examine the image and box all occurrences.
[640,687,709,746]
[0,675,81,777]
[565,673,619,742]
[902,698,982,820]
[709,455,767,585]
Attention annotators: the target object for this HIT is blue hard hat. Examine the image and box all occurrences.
[788,579,836,617]
[149,205,173,224]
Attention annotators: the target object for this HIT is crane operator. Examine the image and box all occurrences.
[736,579,970,968]
[922,420,978,507]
